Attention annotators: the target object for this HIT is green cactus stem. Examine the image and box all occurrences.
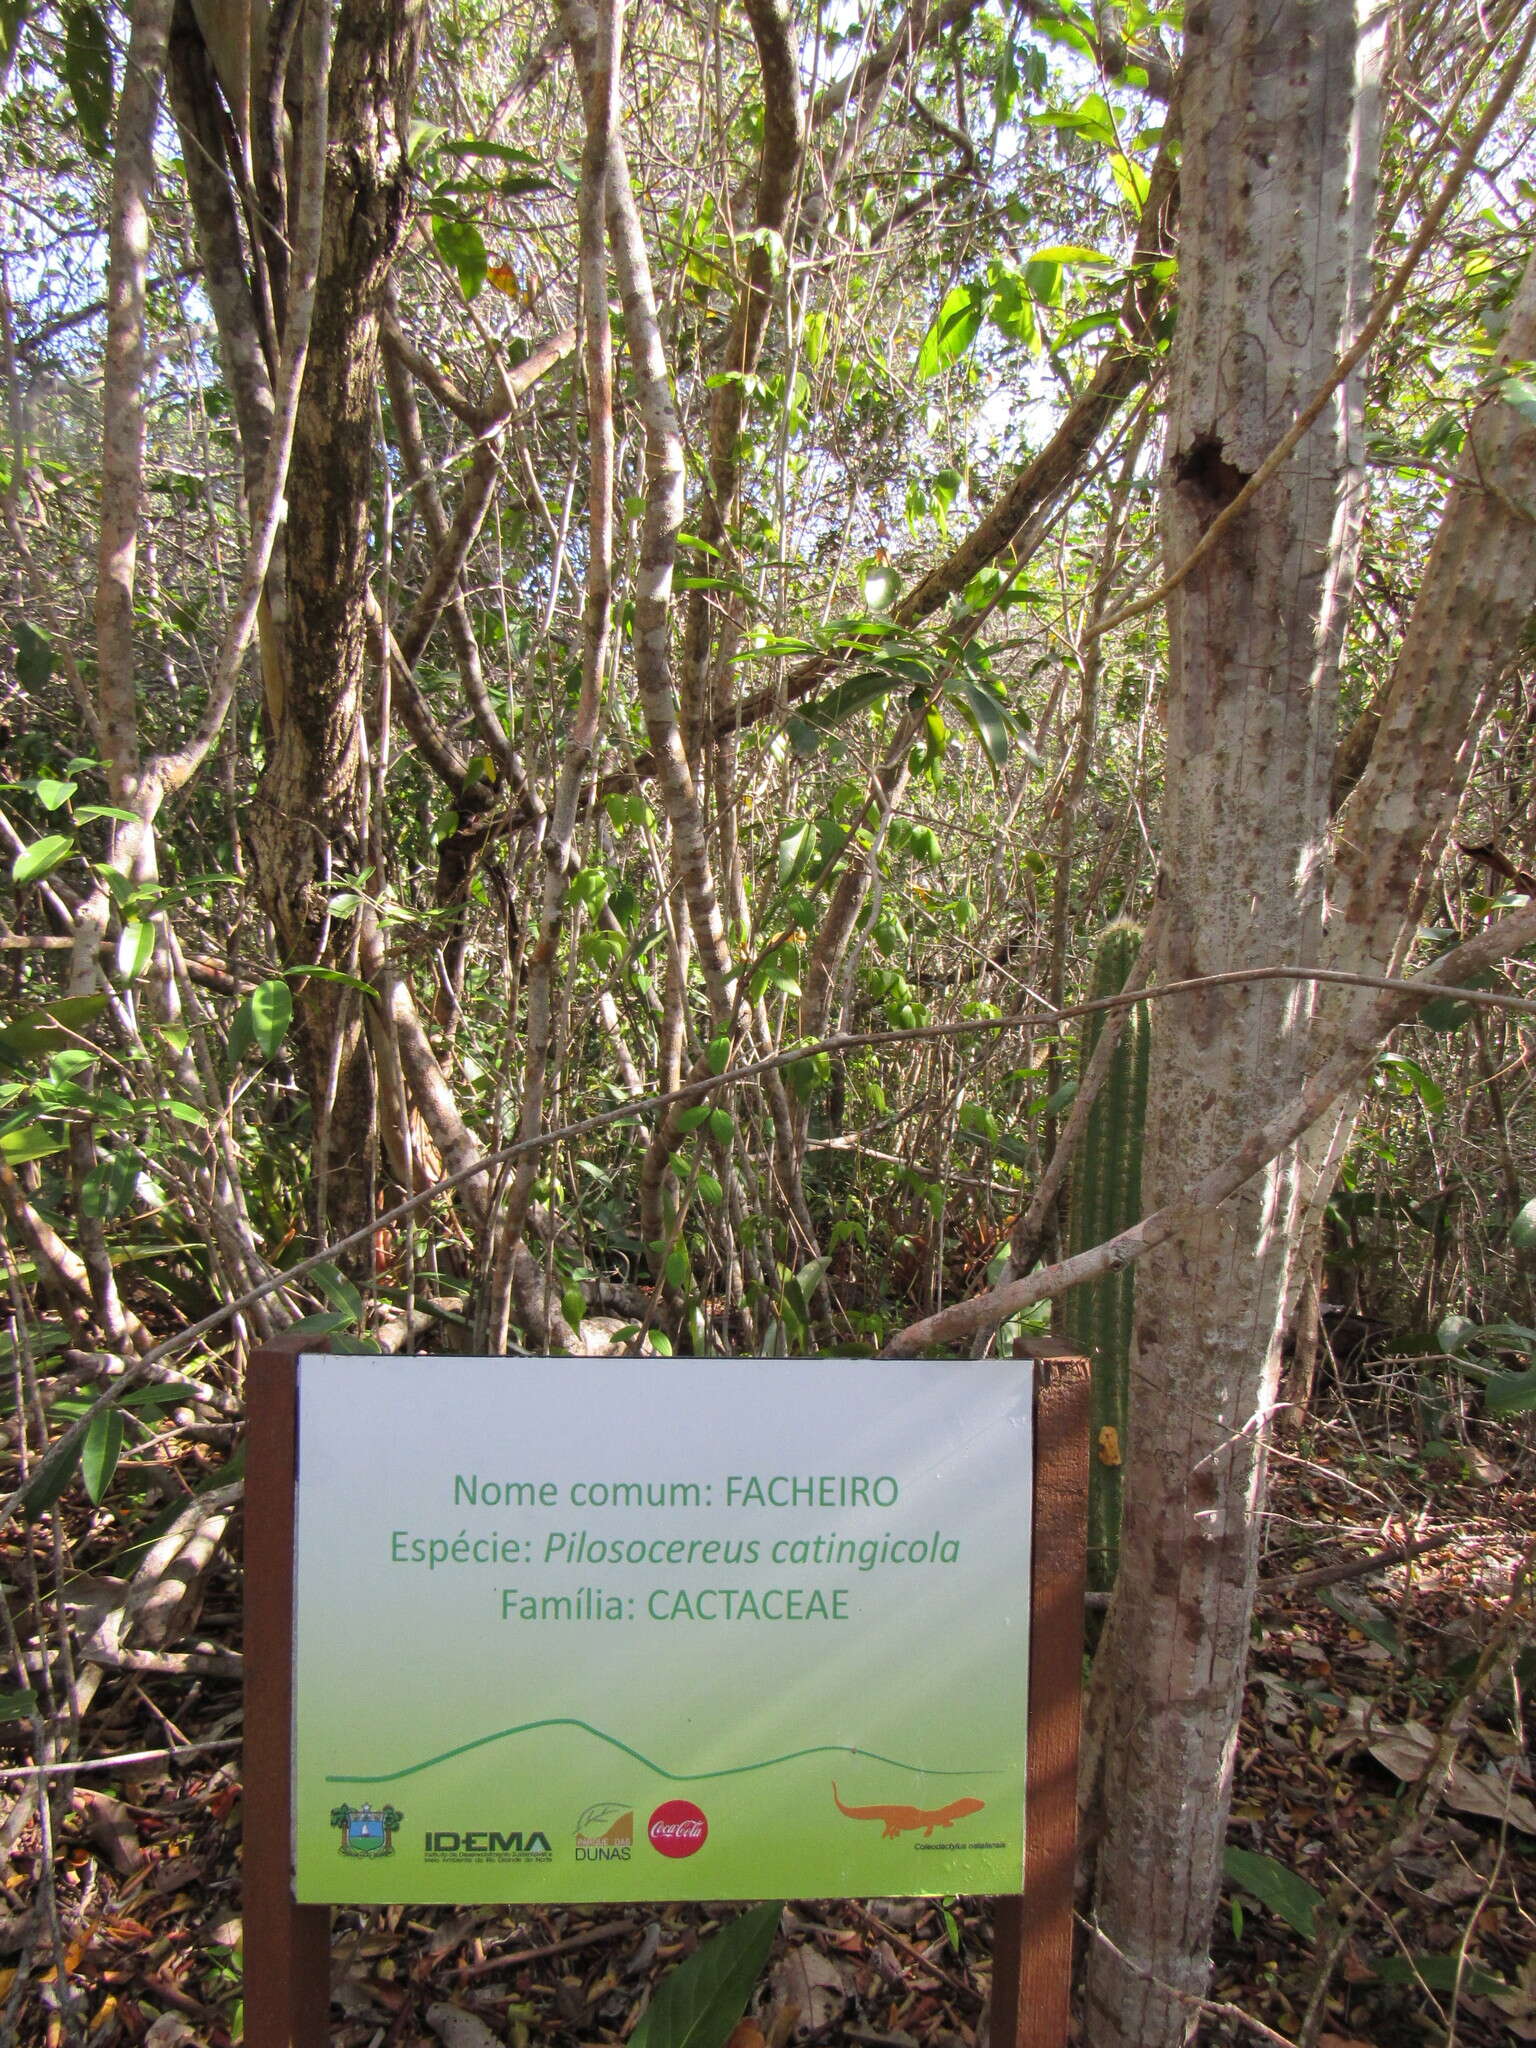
[1062,920,1149,1594]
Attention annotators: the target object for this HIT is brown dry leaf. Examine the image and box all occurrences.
[1367,1719,1536,1833]
[1424,1864,1490,1904]
[770,1945,851,2037]
[76,1790,144,1876]
[141,2020,198,2048]
[1490,1954,1536,2029]
[724,2023,767,2048]
[424,2002,504,2048]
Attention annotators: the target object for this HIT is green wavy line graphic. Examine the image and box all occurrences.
[323,1718,994,1787]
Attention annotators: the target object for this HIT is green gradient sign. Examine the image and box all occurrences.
[291,1355,1034,1904]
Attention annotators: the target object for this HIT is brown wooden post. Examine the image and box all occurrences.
[245,1344,332,2046]
[990,1354,1090,2048]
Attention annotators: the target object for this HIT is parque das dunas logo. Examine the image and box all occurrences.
[330,1801,402,1857]
[647,1799,708,1857]
[576,1803,634,1862]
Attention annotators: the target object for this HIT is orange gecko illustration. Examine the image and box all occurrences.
[832,1783,985,1839]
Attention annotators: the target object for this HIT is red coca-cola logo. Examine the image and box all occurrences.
[647,1799,708,1857]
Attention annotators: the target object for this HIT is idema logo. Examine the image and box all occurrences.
[575,1802,634,1862]
[422,1824,553,1865]
[647,1799,708,1858]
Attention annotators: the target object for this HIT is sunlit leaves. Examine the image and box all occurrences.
[80,1405,125,1503]
[431,214,488,300]
[11,834,73,885]
[917,282,988,379]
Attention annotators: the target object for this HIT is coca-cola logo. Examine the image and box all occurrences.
[647,1799,708,1858]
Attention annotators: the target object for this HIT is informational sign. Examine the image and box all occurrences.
[291,1355,1034,1905]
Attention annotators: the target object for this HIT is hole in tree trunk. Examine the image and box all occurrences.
[1174,434,1251,528]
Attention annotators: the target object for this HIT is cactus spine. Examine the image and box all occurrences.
[1062,920,1149,1594]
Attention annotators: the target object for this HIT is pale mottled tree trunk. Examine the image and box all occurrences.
[1080,5,1385,2042]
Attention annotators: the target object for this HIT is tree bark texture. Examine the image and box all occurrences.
[249,0,427,1239]
[1081,6,1385,2044]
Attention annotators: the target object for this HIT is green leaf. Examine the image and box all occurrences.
[0,994,107,1068]
[432,214,488,300]
[708,1107,733,1145]
[18,1428,86,1521]
[63,2,112,154]
[1319,1587,1402,1659]
[15,621,53,689]
[1023,255,1062,307]
[1510,1196,1536,1249]
[282,966,378,997]
[648,1329,674,1357]
[776,821,816,889]
[581,930,626,972]
[1418,994,1470,1031]
[1485,1367,1536,1415]
[80,1405,125,1504]
[1496,372,1536,426]
[917,283,986,380]
[794,668,899,739]
[561,1284,587,1331]
[705,1036,731,1076]
[1375,1052,1445,1114]
[0,1687,38,1723]
[1222,1847,1321,1941]
[81,1150,141,1220]
[861,562,899,611]
[311,1260,363,1325]
[32,776,76,811]
[249,979,294,1059]
[1436,1312,1478,1356]
[629,1901,781,2048]
[11,834,74,885]
[1108,151,1150,209]
[677,1104,712,1133]
[279,1309,355,1339]
[1369,1954,1508,1997]
[0,1121,66,1164]
[697,1172,723,1207]
[116,918,155,982]
[569,865,610,916]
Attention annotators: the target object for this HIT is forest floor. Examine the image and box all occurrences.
[2,1419,1532,2048]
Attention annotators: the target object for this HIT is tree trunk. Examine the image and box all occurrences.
[248,0,427,1244]
[1080,5,1385,2042]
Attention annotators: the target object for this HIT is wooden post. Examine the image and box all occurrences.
[990,1354,1090,2048]
[245,1345,332,2047]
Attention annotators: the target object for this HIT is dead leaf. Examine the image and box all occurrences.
[142,2020,198,2048]
[1367,1719,1536,1833]
[1490,1954,1536,2029]
[769,1945,850,2037]
[425,2003,504,2048]
[77,1789,143,1875]
[1424,1865,1489,1904]
[725,2024,767,2048]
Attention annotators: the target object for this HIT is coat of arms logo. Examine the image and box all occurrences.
[329,1801,403,1857]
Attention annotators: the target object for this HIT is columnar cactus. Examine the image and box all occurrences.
[1062,920,1149,1593]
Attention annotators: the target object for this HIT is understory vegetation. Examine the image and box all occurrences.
[0,0,1533,2041]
